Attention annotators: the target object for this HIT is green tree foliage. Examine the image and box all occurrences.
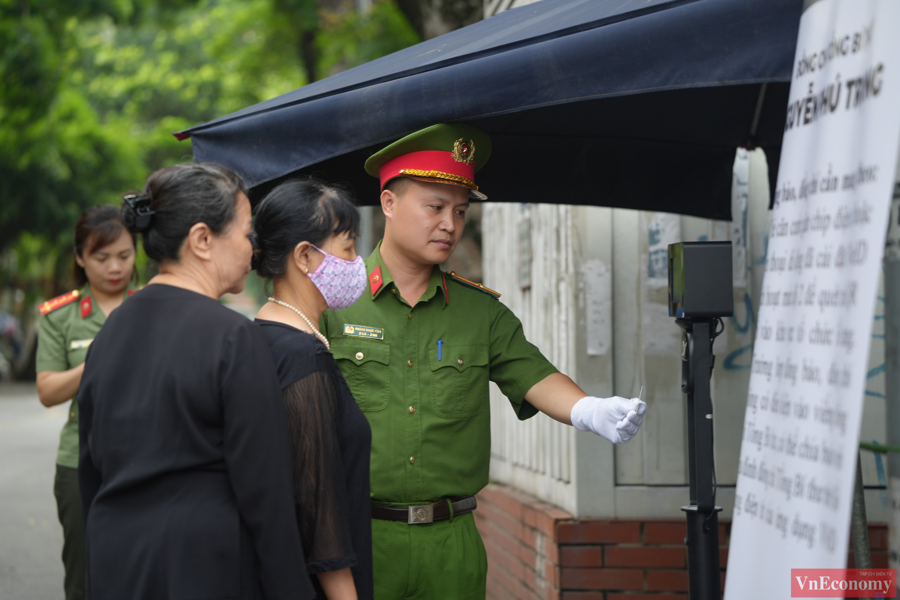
[0,0,418,301]
[319,0,418,76]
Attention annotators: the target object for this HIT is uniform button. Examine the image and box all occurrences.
[392,289,398,295]
[70,412,75,418]
[408,313,413,320]
[409,406,416,414]
[409,456,416,464]
[408,360,413,367]
[356,352,364,360]
[458,358,464,366]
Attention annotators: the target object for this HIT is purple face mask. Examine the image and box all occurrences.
[308,244,367,310]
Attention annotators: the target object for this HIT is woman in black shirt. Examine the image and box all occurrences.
[78,163,314,600]
[253,178,372,600]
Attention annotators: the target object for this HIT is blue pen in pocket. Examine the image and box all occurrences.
[438,340,443,361]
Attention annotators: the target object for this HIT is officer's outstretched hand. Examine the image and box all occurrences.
[570,396,647,444]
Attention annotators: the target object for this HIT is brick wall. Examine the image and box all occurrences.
[474,482,888,600]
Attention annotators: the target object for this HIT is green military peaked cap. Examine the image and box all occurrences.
[365,123,492,200]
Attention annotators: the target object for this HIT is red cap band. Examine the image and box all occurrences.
[379,151,477,191]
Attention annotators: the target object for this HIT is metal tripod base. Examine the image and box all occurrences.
[681,505,722,600]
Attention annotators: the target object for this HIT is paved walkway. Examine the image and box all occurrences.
[0,383,67,600]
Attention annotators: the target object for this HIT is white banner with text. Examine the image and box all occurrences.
[725,1,900,598]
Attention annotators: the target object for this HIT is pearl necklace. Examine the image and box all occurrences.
[267,297,330,350]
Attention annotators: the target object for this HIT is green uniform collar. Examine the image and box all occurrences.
[78,283,141,319]
[366,240,447,307]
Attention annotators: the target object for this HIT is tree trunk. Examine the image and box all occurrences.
[299,28,318,83]
[395,0,481,40]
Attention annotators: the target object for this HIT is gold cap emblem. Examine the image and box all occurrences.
[451,138,475,164]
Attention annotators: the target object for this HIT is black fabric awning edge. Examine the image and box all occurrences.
[205,77,790,193]
[174,0,704,140]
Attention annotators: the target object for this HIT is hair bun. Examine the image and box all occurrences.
[122,194,155,233]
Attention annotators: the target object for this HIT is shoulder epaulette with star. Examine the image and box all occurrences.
[39,290,81,315]
[445,271,501,299]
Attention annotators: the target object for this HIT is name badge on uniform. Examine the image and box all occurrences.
[70,339,93,350]
[343,324,384,340]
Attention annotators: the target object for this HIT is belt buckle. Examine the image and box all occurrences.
[408,504,434,525]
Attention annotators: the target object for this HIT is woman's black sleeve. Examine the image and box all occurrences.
[282,369,357,573]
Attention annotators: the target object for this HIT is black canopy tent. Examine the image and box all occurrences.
[177,0,802,221]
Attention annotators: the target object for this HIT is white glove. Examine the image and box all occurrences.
[570,395,647,444]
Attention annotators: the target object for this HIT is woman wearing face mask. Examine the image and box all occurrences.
[253,178,372,600]
[78,163,314,600]
[36,205,137,600]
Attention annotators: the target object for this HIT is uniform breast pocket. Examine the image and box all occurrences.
[66,340,92,369]
[429,344,489,419]
[332,339,390,412]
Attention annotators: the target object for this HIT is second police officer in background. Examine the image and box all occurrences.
[36,205,138,600]
[322,123,648,600]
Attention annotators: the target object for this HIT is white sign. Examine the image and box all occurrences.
[725,2,900,598]
[732,149,750,289]
[711,149,750,288]
[647,212,681,289]
[580,258,611,356]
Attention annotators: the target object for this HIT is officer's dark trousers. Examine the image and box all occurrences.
[54,465,85,600]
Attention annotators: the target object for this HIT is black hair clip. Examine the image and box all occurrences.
[123,194,155,232]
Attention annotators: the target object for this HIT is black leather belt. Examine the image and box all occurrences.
[371,496,477,525]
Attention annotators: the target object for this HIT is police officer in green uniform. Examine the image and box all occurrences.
[36,205,138,600]
[322,123,647,600]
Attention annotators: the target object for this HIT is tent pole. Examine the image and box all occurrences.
[748,83,768,144]
[676,319,721,600]
[885,148,900,570]
[851,452,872,571]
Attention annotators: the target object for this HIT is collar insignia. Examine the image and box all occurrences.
[370,264,384,296]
